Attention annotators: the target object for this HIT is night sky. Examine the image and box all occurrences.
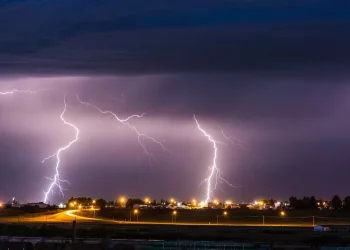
[0,0,350,204]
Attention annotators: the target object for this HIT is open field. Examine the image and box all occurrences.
[1,222,350,246]
[3,211,350,248]
[3,208,350,226]
[80,208,350,226]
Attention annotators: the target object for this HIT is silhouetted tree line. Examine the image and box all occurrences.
[67,197,107,209]
[289,195,350,210]
[66,195,350,211]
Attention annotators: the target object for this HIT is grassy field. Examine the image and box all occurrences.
[78,208,350,225]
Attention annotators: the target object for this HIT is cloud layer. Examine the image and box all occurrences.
[0,0,349,75]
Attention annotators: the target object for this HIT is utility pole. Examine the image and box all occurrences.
[312,216,315,226]
[262,215,265,226]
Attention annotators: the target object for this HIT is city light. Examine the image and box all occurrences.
[134,209,139,214]
[120,197,126,204]
[0,203,3,208]
[192,199,197,206]
[280,211,286,216]
[225,200,232,205]
[170,198,175,204]
[199,201,206,208]
[213,200,219,205]
[173,211,177,215]
[78,205,82,210]
[223,211,228,216]
[92,200,96,204]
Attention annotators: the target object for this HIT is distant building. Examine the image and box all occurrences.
[26,202,49,209]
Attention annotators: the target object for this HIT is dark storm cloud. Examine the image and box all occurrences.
[0,0,349,74]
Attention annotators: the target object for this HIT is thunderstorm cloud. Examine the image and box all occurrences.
[0,0,350,204]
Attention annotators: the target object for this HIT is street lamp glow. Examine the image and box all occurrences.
[78,205,82,210]
[223,211,228,216]
[0,203,3,208]
[214,200,219,205]
[280,211,286,216]
[134,209,139,214]
[173,210,177,215]
[170,198,175,204]
[192,199,197,206]
[92,200,96,204]
[120,197,126,204]
[199,201,206,208]
[225,200,232,205]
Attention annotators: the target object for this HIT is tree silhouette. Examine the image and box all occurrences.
[343,196,350,210]
[331,195,342,209]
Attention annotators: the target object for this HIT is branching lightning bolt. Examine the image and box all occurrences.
[76,95,170,163]
[194,115,234,205]
[218,125,249,151]
[0,89,43,95]
[43,94,79,203]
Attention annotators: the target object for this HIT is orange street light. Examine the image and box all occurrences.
[92,200,96,204]
[119,197,126,205]
[223,211,228,216]
[133,209,139,222]
[192,199,197,206]
[172,210,177,223]
[280,211,286,216]
[145,198,151,204]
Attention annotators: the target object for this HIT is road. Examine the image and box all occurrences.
[0,210,98,223]
[0,210,317,227]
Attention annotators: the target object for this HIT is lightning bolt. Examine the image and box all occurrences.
[218,125,249,151]
[76,95,170,163]
[0,89,43,95]
[43,94,79,203]
[194,115,234,205]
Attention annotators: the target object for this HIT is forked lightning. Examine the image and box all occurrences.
[43,94,79,203]
[194,115,233,205]
[76,95,170,163]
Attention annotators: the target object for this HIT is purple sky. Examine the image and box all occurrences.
[0,0,350,204]
[1,78,350,205]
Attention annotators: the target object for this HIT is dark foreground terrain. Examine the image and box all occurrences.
[1,222,350,249]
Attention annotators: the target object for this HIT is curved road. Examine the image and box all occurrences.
[0,210,316,227]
